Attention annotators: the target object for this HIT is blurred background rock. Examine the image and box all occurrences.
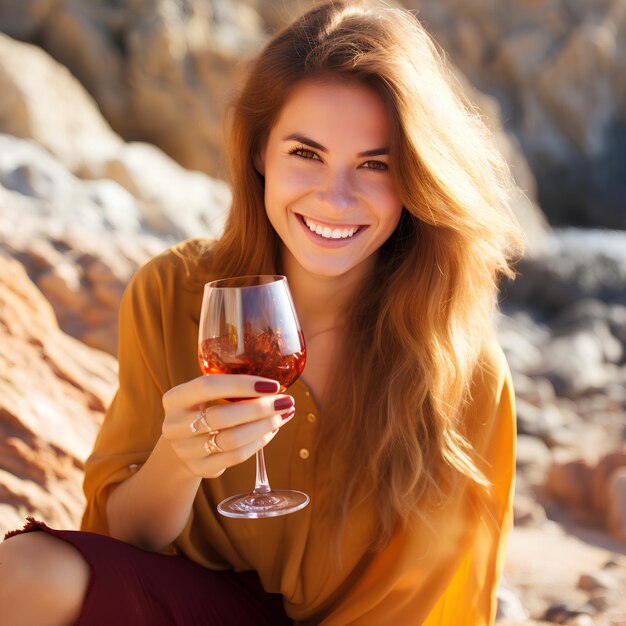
[0,1,624,624]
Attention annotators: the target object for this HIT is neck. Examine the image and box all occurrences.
[279,247,375,336]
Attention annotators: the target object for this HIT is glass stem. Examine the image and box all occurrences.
[253,448,271,495]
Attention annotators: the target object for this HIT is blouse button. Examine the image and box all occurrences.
[299,448,310,460]
[306,412,316,424]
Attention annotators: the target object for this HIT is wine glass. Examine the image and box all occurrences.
[198,275,309,518]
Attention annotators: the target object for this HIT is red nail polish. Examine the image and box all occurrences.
[255,381,279,393]
[274,396,294,411]
[281,408,295,421]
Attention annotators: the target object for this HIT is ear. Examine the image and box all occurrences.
[253,149,265,176]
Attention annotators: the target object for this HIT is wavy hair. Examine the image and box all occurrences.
[209,0,524,547]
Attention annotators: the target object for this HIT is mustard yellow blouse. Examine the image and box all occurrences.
[82,239,516,625]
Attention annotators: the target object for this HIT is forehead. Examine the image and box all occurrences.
[270,78,392,145]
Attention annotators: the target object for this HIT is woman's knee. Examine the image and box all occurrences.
[0,531,91,626]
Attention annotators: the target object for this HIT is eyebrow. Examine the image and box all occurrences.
[283,133,389,157]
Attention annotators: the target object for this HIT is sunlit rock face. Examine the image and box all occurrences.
[402,0,626,229]
[0,31,231,354]
[0,254,117,535]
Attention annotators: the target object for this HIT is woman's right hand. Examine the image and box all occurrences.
[161,375,295,480]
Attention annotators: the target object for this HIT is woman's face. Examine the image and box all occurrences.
[258,79,403,279]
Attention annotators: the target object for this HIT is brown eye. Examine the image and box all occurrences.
[362,160,388,171]
[289,146,320,160]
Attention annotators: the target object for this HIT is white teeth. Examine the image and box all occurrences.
[303,216,360,240]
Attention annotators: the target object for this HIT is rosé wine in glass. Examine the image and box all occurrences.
[198,275,309,518]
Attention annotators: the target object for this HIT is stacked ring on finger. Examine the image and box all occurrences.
[189,409,223,455]
[204,431,223,456]
[189,409,210,433]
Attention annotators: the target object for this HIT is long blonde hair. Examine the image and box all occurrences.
[209,0,524,547]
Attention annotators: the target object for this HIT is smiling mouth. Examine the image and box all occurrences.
[300,215,363,239]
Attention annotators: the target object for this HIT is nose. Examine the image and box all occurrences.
[315,168,356,213]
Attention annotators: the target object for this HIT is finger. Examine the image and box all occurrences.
[163,375,280,412]
[197,429,279,477]
[209,409,295,452]
[173,407,295,460]
[164,394,295,440]
[198,394,295,431]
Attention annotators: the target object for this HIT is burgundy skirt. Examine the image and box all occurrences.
[5,518,293,626]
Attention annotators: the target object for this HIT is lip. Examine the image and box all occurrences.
[295,213,368,247]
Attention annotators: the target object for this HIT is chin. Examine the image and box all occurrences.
[297,254,372,280]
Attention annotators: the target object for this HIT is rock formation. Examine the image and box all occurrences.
[404,0,626,229]
[0,254,116,536]
[0,33,231,354]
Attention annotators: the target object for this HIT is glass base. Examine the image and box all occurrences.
[217,489,310,519]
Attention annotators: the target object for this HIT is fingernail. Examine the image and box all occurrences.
[281,408,295,421]
[255,381,279,393]
[274,396,294,411]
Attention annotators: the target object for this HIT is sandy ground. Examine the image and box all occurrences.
[502,518,626,625]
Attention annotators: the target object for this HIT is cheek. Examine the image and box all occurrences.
[266,164,320,206]
[370,182,403,226]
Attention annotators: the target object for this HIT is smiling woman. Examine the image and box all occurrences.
[259,79,403,279]
[0,2,524,625]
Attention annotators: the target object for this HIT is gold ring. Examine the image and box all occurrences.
[190,409,210,433]
[204,431,223,456]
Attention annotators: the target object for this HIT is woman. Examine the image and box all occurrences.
[0,1,524,624]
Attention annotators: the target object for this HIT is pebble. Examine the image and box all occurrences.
[606,467,626,541]
[516,435,553,470]
[577,570,618,592]
[544,602,584,624]
[513,492,547,526]
[542,601,603,626]
[565,615,594,626]
[496,586,528,622]
[546,458,594,510]
[587,591,611,611]
[516,398,568,442]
